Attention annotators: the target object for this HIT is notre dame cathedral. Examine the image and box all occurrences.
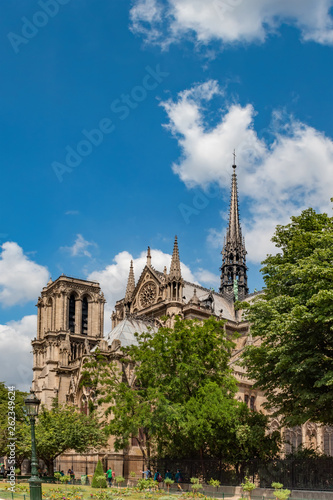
[31,162,333,475]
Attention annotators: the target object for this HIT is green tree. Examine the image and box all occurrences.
[85,317,280,469]
[35,402,107,475]
[242,208,333,425]
[91,459,107,488]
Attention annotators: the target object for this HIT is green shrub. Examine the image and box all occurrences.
[190,478,203,497]
[272,482,291,500]
[137,478,157,491]
[92,460,107,489]
[54,472,62,482]
[164,477,174,493]
[115,475,125,487]
[241,477,256,500]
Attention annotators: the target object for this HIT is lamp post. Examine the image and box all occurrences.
[24,391,42,500]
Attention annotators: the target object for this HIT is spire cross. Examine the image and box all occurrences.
[232,149,236,168]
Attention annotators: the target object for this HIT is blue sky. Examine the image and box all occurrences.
[1,0,333,390]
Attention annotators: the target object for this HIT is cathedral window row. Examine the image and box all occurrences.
[40,292,93,336]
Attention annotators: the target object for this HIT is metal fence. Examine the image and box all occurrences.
[42,455,333,491]
[150,457,333,491]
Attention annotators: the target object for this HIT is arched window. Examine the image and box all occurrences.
[284,426,302,454]
[324,427,333,456]
[71,343,77,360]
[81,395,88,415]
[172,283,177,299]
[69,294,76,333]
[250,396,256,411]
[82,297,88,335]
[244,394,249,406]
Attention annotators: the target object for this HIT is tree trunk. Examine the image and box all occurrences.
[199,448,206,481]
[144,428,151,469]
[45,458,54,476]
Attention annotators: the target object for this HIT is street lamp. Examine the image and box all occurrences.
[24,391,42,500]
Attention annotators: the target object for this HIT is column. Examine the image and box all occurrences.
[75,299,82,335]
[100,301,104,337]
[88,300,93,336]
[37,307,41,339]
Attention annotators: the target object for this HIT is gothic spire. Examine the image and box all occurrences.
[227,162,242,244]
[169,236,182,280]
[125,260,135,302]
[219,158,248,301]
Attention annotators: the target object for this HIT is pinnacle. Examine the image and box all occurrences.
[169,235,182,279]
[125,260,135,302]
[147,246,152,266]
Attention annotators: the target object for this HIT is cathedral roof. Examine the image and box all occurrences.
[182,281,236,321]
[106,317,157,348]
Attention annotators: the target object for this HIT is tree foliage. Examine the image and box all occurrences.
[85,316,280,464]
[242,208,333,425]
[0,384,107,472]
[35,401,107,474]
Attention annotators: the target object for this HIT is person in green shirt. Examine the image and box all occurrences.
[106,468,112,487]
[165,470,172,480]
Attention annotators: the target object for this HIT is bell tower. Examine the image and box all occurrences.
[219,159,248,301]
[32,275,105,407]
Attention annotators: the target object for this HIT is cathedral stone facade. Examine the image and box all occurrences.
[32,276,105,408]
[31,163,333,474]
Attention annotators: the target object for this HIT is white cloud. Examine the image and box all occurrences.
[130,0,333,47]
[87,247,216,332]
[0,242,49,307]
[61,234,97,258]
[130,0,165,44]
[65,210,80,215]
[0,315,36,392]
[161,80,265,189]
[194,268,220,289]
[161,81,333,263]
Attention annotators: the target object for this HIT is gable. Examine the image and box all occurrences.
[131,265,164,312]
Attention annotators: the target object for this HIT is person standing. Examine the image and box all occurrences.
[141,469,152,479]
[165,469,172,480]
[106,468,112,487]
[175,470,182,483]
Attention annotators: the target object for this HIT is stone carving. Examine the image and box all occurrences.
[139,282,157,308]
